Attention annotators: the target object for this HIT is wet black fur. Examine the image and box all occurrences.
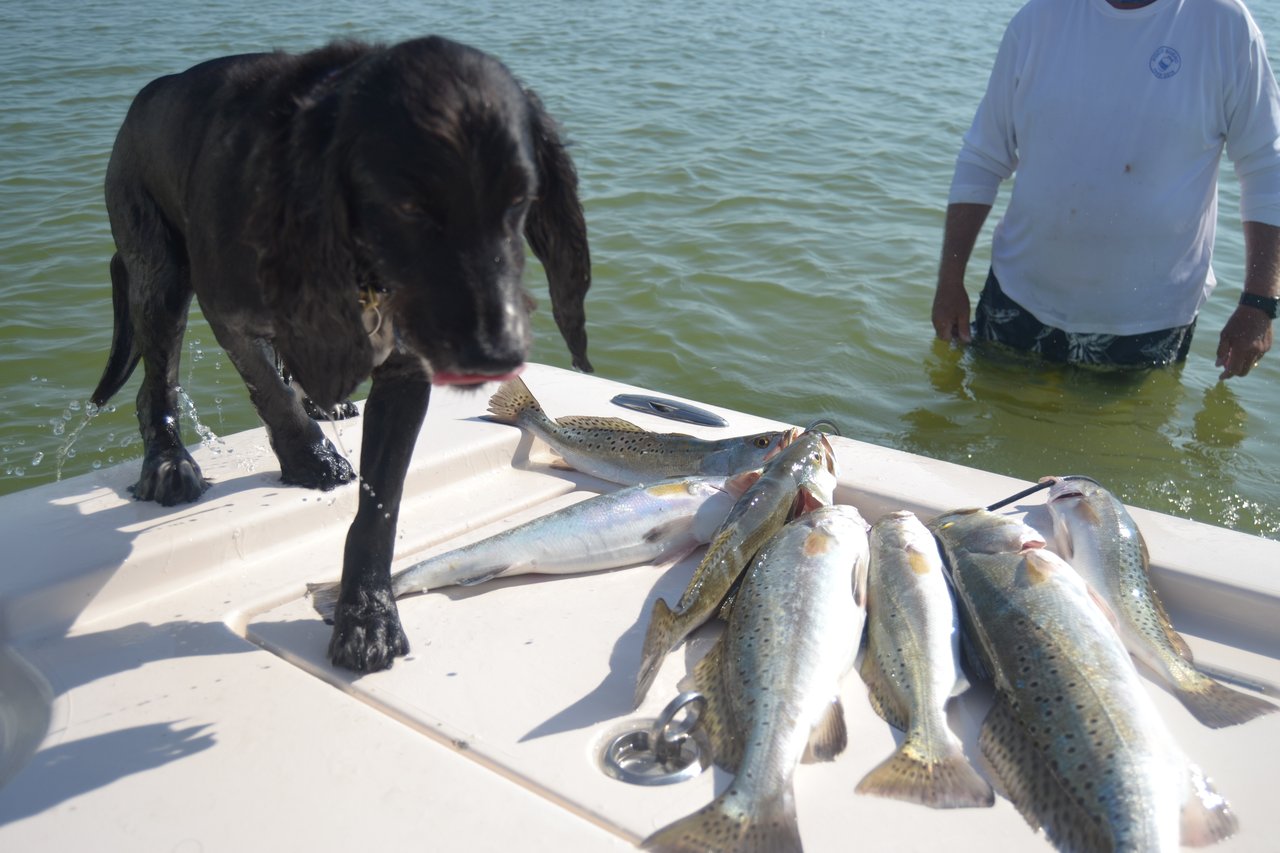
[91,36,592,672]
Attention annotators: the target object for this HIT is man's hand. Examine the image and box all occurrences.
[1216,305,1273,379]
[932,279,973,344]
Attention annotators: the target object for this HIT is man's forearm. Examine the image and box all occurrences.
[1242,220,1280,299]
[937,203,993,286]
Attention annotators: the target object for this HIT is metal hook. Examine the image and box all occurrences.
[804,418,842,436]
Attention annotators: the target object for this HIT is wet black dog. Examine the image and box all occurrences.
[91,36,592,672]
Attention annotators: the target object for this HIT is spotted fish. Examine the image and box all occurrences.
[485,376,797,485]
[1044,475,1277,728]
[632,430,837,707]
[930,507,1238,852]
[856,510,993,809]
[643,504,870,853]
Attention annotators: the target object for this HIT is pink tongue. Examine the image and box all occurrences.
[432,366,524,387]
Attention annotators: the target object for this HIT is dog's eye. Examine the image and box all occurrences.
[396,201,425,219]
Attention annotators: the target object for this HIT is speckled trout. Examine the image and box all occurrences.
[1045,475,1278,729]
[485,376,797,485]
[856,510,993,809]
[307,472,753,621]
[632,430,838,707]
[643,504,870,853]
[930,508,1237,852]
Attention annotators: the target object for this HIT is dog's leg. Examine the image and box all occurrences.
[326,353,430,672]
[276,360,360,421]
[208,326,357,489]
[119,251,212,506]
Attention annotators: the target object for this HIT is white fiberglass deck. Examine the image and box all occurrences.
[1,363,1277,851]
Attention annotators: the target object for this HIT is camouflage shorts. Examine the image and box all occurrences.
[973,269,1195,368]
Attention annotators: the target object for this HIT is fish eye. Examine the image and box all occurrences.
[753,435,771,448]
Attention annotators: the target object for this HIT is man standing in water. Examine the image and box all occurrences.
[932,0,1280,379]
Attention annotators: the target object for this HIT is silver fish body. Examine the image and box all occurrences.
[485,376,797,485]
[930,508,1237,852]
[307,474,745,621]
[643,504,870,853]
[1045,475,1277,728]
[857,510,992,809]
[632,430,838,707]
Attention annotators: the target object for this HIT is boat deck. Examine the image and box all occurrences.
[1,363,1277,850]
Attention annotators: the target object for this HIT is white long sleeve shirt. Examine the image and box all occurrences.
[950,0,1280,334]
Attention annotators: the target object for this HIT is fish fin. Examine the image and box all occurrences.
[306,581,341,624]
[858,647,910,732]
[724,469,762,497]
[792,484,828,519]
[1083,582,1122,633]
[715,587,739,621]
[855,731,994,809]
[1179,764,1239,846]
[556,414,651,433]
[643,519,688,545]
[1171,673,1279,729]
[979,694,1109,852]
[1143,573,1197,664]
[952,603,990,684]
[635,598,680,709]
[485,375,541,425]
[801,697,848,763]
[650,545,699,575]
[1012,548,1061,587]
[547,457,577,471]
[643,788,801,853]
[455,565,512,587]
[852,549,870,608]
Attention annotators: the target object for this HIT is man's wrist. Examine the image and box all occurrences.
[1239,292,1279,319]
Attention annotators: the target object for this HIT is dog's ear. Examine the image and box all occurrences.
[522,89,593,374]
[252,132,373,410]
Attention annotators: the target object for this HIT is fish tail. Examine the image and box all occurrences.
[1180,764,1239,846]
[633,597,679,708]
[485,375,542,425]
[1174,675,1278,729]
[855,733,994,809]
[643,788,801,853]
[306,581,341,623]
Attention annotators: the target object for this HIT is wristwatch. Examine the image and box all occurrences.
[1239,292,1279,319]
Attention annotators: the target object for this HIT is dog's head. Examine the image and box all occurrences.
[262,37,591,409]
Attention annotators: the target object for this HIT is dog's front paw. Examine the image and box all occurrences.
[279,438,357,491]
[131,451,211,506]
[328,586,410,673]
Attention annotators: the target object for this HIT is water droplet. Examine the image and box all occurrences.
[30,452,43,466]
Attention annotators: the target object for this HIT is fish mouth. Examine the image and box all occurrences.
[1043,474,1100,503]
[817,433,837,473]
[762,427,804,462]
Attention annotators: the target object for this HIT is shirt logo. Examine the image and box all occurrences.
[1149,46,1181,79]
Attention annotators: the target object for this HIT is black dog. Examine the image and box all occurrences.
[90,36,592,672]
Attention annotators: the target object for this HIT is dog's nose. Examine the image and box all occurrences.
[468,298,530,370]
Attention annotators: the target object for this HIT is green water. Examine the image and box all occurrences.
[2,0,1278,538]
